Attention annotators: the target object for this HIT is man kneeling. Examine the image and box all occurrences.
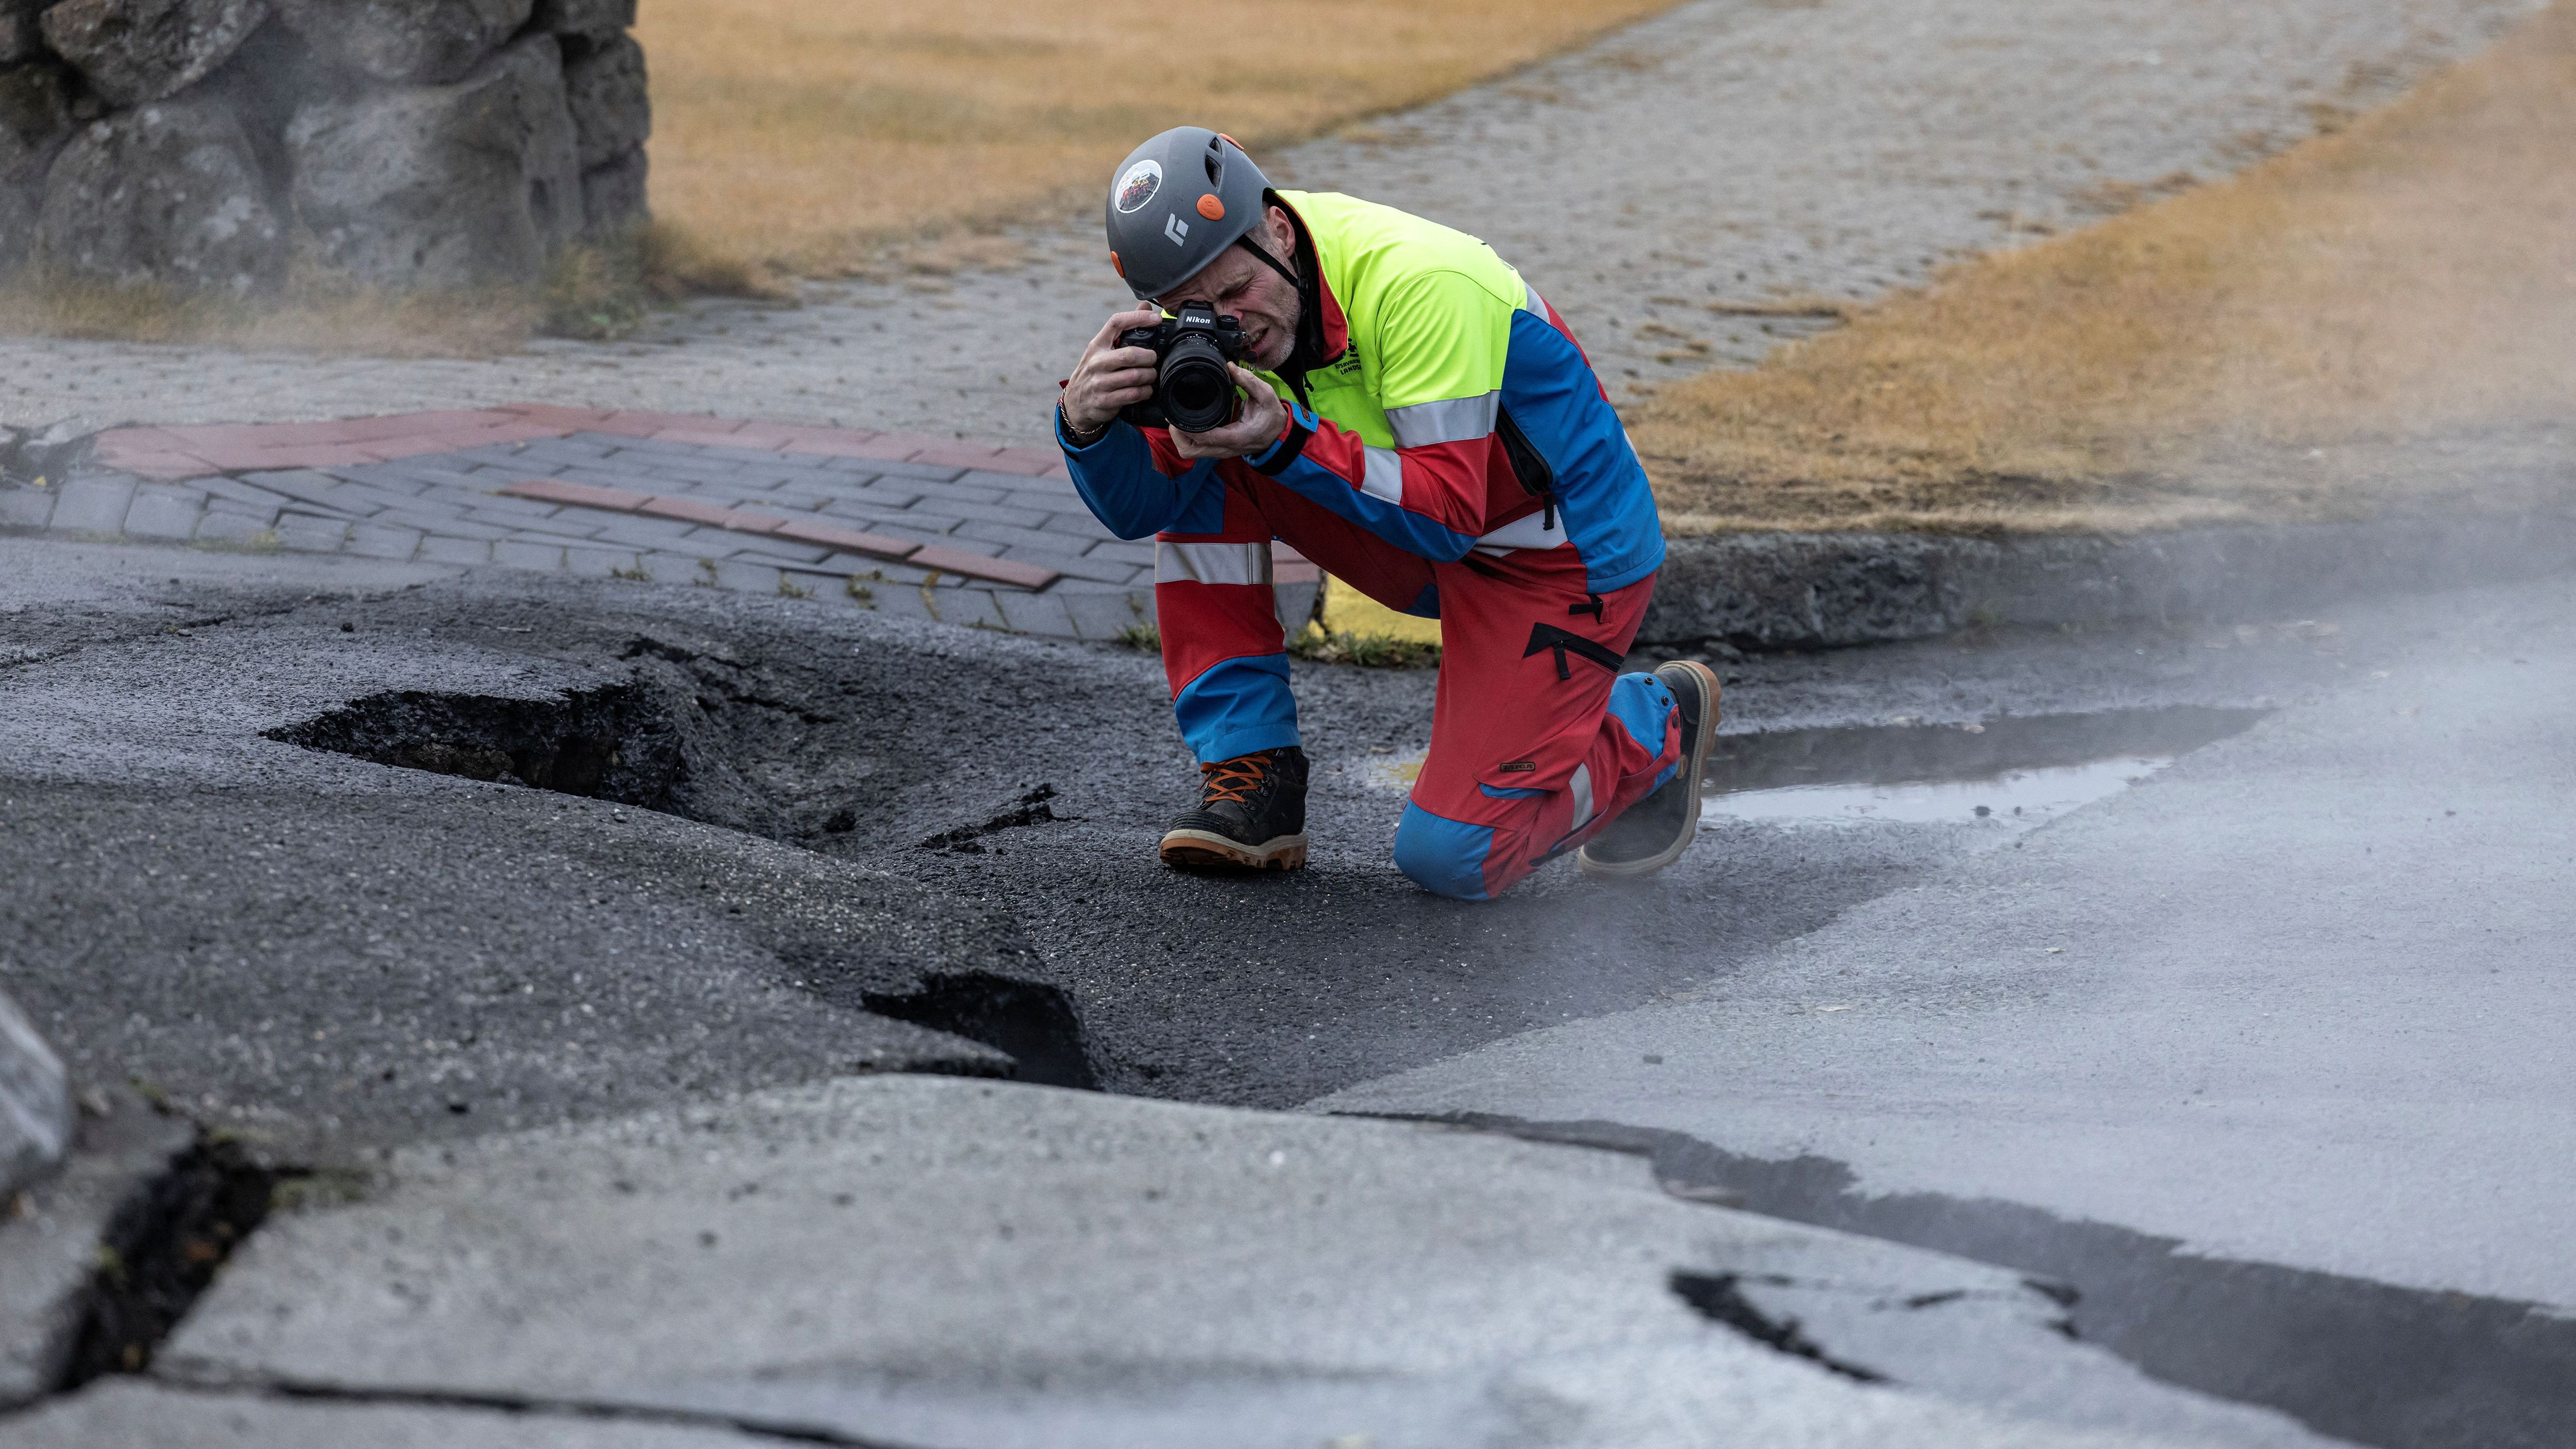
[1057,127,1718,901]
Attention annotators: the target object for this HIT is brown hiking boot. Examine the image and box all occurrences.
[1159,747,1310,873]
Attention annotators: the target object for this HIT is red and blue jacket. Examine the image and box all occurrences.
[1058,189,1664,600]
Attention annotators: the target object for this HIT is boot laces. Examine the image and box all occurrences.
[1200,753,1272,805]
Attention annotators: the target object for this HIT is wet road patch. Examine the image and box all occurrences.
[1704,706,2266,828]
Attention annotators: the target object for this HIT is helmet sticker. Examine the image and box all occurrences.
[1114,159,1163,215]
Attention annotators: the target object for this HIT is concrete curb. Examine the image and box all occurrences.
[1639,508,2576,650]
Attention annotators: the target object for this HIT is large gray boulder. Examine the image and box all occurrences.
[37,0,267,106]
[286,33,581,288]
[34,97,282,292]
[580,142,642,235]
[0,60,73,183]
[0,180,31,257]
[0,0,44,65]
[528,0,629,40]
[0,988,70,1200]
[272,0,532,86]
[560,30,643,169]
[0,60,73,258]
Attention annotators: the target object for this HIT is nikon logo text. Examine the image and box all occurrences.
[1164,214,1191,245]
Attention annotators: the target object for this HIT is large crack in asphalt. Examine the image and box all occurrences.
[57,1130,303,1389]
[260,663,1112,1086]
[858,972,1100,1091]
[127,1377,918,1447]
[0,567,2425,1434]
[236,609,2003,1110]
[270,684,679,806]
[1395,1113,2576,1449]
[1665,1271,1891,1384]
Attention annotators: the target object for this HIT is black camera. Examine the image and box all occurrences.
[1117,301,1246,434]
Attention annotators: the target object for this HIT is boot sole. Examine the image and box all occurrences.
[1579,660,1722,880]
[1160,829,1309,873]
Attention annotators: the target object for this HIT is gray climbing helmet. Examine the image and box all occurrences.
[1104,127,1270,300]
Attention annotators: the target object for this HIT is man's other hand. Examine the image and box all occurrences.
[1170,366,1288,462]
[1062,306,1164,439]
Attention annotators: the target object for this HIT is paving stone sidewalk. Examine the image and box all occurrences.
[0,0,2529,441]
[0,406,1319,642]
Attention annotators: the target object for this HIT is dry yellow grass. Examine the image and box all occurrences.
[1636,1,2576,535]
[1321,576,1444,649]
[0,265,541,356]
[635,0,1684,276]
[0,225,752,353]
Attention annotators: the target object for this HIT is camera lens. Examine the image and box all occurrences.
[1160,335,1235,433]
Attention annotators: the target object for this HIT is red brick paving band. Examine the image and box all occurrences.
[498,478,1062,591]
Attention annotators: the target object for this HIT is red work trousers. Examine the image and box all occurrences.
[1156,472,1681,900]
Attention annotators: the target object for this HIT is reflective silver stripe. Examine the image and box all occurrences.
[1156,539,1272,587]
[1567,762,1596,832]
[1524,282,1547,317]
[1472,509,1570,554]
[1384,391,1500,449]
[1360,446,1405,505]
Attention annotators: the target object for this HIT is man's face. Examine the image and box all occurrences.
[1153,206,1301,372]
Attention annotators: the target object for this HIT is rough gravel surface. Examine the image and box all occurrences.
[0,0,2539,440]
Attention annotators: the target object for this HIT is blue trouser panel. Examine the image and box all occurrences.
[1389,671,1682,901]
[1392,801,1498,902]
[1606,672,1684,793]
[1172,653,1300,765]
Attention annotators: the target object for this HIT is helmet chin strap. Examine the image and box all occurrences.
[1229,229,1322,408]
[1231,232,1301,291]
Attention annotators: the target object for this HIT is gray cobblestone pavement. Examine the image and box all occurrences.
[0,0,2537,445]
[0,408,1336,640]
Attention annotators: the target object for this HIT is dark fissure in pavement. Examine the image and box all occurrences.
[193,1379,912,1447]
[269,632,940,842]
[267,684,683,807]
[1667,1271,1889,1383]
[918,786,1071,853]
[267,666,1105,1089]
[60,1137,302,1389]
[1419,1114,2576,1449]
[862,972,1102,1090]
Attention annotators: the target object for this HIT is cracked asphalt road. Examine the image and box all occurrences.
[2,1,2569,1439]
[0,537,2365,1144]
[9,533,2564,1446]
